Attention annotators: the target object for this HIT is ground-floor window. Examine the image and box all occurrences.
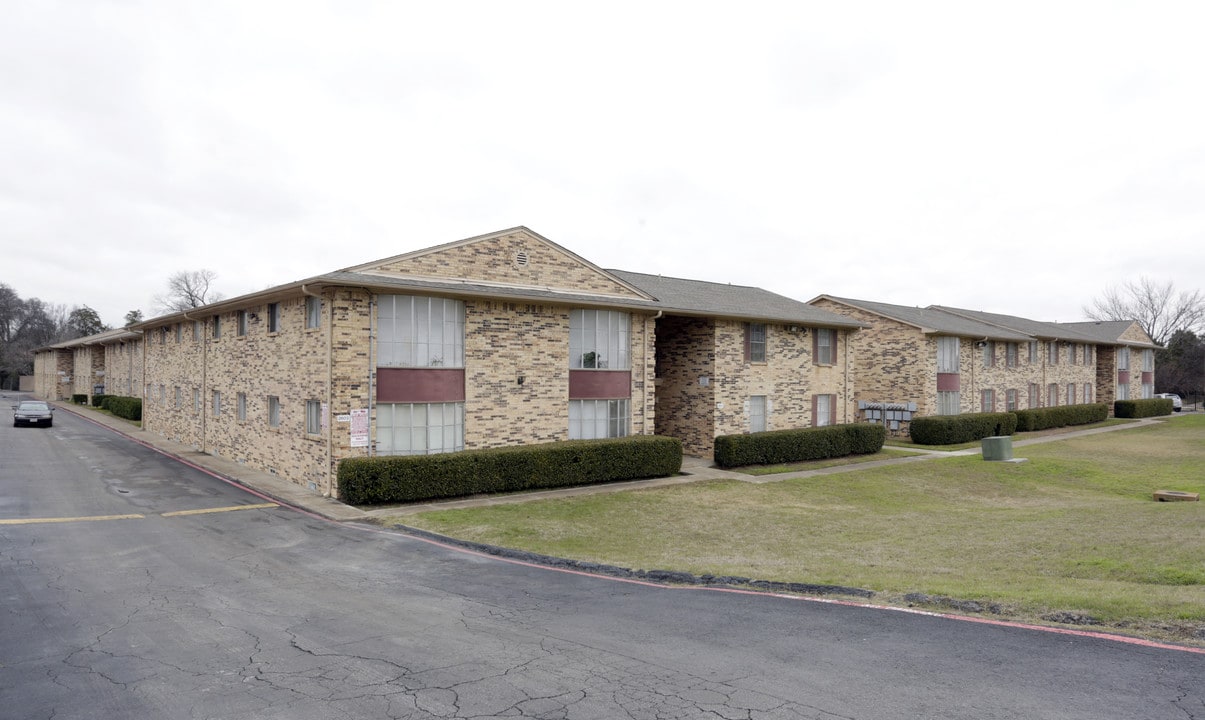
[570,398,630,440]
[937,391,960,415]
[981,389,995,413]
[1141,382,1154,399]
[748,395,767,432]
[378,402,465,455]
[813,394,834,427]
[306,399,322,435]
[1047,384,1059,407]
[1067,383,1076,405]
[1028,383,1040,409]
[1006,389,1017,411]
[1084,383,1093,403]
[1117,383,1130,400]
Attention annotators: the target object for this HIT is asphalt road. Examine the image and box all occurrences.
[2,399,1202,719]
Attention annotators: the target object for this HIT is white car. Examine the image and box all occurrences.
[1155,393,1183,412]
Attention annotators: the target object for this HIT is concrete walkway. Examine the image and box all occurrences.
[40,397,1174,521]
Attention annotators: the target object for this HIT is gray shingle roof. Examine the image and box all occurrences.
[610,271,864,328]
[931,306,1105,343]
[818,296,1033,341]
[1060,320,1159,347]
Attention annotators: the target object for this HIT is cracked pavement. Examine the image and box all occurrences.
[2,410,1203,719]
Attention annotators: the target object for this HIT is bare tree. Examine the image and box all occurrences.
[153,270,224,314]
[1083,277,1205,346]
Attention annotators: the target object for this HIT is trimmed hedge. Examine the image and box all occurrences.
[71,394,88,405]
[1014,403,1109,432]
[713,423,887,468]
[101,395,142,421]
[1114,398,1174,418]
[909,412,1018,446]
[338,435,683,506]
[91,394,112,408]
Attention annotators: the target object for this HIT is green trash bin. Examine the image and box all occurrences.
[981,436,1013,461]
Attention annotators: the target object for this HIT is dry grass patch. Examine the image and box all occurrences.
[387,415,1205,640]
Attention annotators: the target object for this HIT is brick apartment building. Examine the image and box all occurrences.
[809,296,1158,430]
[38,228,862,497]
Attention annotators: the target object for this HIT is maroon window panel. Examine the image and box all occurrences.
[377,368,465,403]
[936,373,961,392]
[569,370,631,400]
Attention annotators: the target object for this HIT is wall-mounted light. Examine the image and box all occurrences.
[516,374,525,386]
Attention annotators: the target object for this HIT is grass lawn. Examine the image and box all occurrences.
[384,414,1205,643]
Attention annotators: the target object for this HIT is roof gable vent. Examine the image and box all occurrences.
[513,250,530,268]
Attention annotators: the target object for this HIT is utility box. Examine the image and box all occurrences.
[981,436,1013,462]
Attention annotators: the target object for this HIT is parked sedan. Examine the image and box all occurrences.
[12,400,54,427]
[1155,393,1183,412]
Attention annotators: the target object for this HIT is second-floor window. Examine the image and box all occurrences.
[745,323,767,363]
[378,296,465,368]
[937,337,959,373]
[571,310,630,369]
[815,328,835,365]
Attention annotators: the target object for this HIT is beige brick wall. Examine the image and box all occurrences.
[102,339,143,398]
[376,230,647,299]
[70,346,104,400]
[33,350,72,400]
[654,316,854,457]
[143,295,335,493]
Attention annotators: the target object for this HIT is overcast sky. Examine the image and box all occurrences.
[4,1,1202,329]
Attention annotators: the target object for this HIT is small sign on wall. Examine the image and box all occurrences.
[350,408,369,448]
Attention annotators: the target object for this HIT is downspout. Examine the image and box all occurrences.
[843,329,850,424]
[326,293,334,497]
[644,311,662,435]
[201,318,208,453]
[368,295,377,457]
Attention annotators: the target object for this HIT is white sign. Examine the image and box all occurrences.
[336,414,352,422]
[350,408,369,448]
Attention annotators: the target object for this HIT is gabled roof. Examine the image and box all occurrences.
[931,306,1104,343]
[130,228,862,329]
[811,296,1032,341]
[1060,320,1160,348]
[612,271,865,328]
[36,328,141,353]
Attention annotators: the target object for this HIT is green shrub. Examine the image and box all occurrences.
[91,394,111,408]
[1014,403,1109,432]
[1114,398,1174,418]
[713,423,887,468]
[71,394,87,405]
[338,435,683,505]
[101,396,142,421]
[909,412,1018,445]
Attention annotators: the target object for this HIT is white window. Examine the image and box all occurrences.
[814,394,834,427]
[305,296,322,330]
[1117,347,1130,371]
[267,396,281,428]
[937,337,959,373]
[749,395,767,432]
[1141,381,1154,399]
[981,389,994,412]
[570,310,631,370]
[174,324,182,343]
[1006,343,1018,367]
[1118,383,1130,400]
[1048,384,1059,407]
[1047,341,1058,365]
[1084,383,1092,403]
[1067,383,1076,405]
[306,400,322,435]
[815,328,835,365]
[237,310,248,337]
[212,315,222,339]
[1028,341,1038,363]
[378,295,465,368]
[569,399,630,440]
[1068,344,1077,365]
[1142,349,1154,372]
[378,402,465,454]
[237,392,247,421]
[267,303,280,333]
[937,391,960,415]
[193,321,201,342]
[1085,345,1094,364]
[174,386,181,408]
[982,341,995,368]
[194,388,201,414]
[1006,389,1018,411]
[212,390,221,417]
